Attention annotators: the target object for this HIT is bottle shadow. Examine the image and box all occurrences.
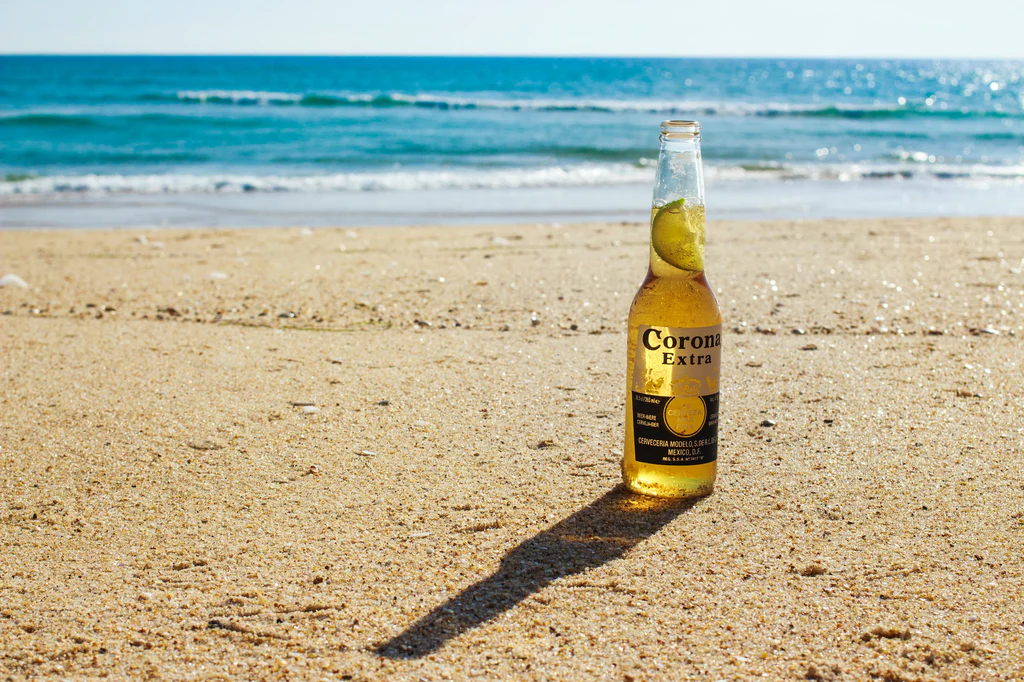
[375,485,700,659]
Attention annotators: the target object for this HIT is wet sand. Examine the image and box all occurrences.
[1,217,1023,680]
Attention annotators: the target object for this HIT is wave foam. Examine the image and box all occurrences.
[4,163,1023,197]
[0,164,654,196]
[173,90,303,105]
[156,90,1024,119]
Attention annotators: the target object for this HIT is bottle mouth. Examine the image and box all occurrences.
[661,120,701,140]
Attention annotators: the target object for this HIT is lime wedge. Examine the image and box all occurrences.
[651,198,704,271]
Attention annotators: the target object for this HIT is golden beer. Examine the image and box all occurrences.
[622,121,722,498]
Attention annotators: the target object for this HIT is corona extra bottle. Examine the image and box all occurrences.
[623,120,721,498]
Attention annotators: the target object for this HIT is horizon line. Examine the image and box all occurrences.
[2,53,1023,61]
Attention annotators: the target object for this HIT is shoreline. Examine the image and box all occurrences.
[3,178,1024,230]
[2,216,1022,679]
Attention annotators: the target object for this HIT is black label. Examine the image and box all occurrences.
[632,392,718,466]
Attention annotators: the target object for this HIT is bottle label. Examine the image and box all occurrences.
[631,324,721,466]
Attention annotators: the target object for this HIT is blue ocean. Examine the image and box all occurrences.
[2,56,1023,226]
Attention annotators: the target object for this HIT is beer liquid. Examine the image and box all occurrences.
[622,124,721,498]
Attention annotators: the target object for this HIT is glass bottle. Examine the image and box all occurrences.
[622,120,722,498]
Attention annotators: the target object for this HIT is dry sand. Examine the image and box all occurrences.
[1,217,1023,681]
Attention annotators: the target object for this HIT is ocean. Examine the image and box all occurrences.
[2,56,1024,227]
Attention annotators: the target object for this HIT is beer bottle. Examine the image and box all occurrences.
[623,120,722,498]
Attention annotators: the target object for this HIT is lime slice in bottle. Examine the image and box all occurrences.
[651,198,704,271]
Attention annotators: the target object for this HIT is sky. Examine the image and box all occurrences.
[2,0,1023,59]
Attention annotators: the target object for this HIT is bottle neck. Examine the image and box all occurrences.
[653,135,704,208]
[649,133,706,276]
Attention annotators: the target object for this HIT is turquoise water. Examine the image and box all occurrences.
[1,56,1023,224]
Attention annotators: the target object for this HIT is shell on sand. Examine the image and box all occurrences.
[0,274,29,288]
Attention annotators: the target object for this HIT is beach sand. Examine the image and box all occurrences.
[1,217,1023,680]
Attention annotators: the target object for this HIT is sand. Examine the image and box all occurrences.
[1,216,1023,681]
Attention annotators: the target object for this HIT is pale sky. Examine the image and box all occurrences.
[2,0,1023,59]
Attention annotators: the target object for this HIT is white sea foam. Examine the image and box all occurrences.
[164,90,1017,119]
[176,90,303,105]
[0,164,654,196]
[3,162,1023,198]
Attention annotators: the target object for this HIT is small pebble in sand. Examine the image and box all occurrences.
[356,450,376,457]
[798,563,827,577]
[746,361,763,367]
[533,438,558,449]
[791,328,806,335]
[805,663,843,680]
[412,419,432,428]
[760,419,777,427]
[301,406,320,414]
[0,274,29,289]
[207,272,228,281]
[135,235,149,245]
[308,465,321,476]
[801,343,819,351]
[865,626,911,640]
[376,399,390,406]
[299,227,314,236]
[279,311,296,318]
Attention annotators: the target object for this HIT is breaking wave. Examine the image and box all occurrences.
[4,162,1024,197]
[154,90,1024,120]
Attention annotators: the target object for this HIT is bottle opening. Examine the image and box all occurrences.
[660,120,701,140]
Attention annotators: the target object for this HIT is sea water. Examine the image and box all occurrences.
[1,56,1023,227]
